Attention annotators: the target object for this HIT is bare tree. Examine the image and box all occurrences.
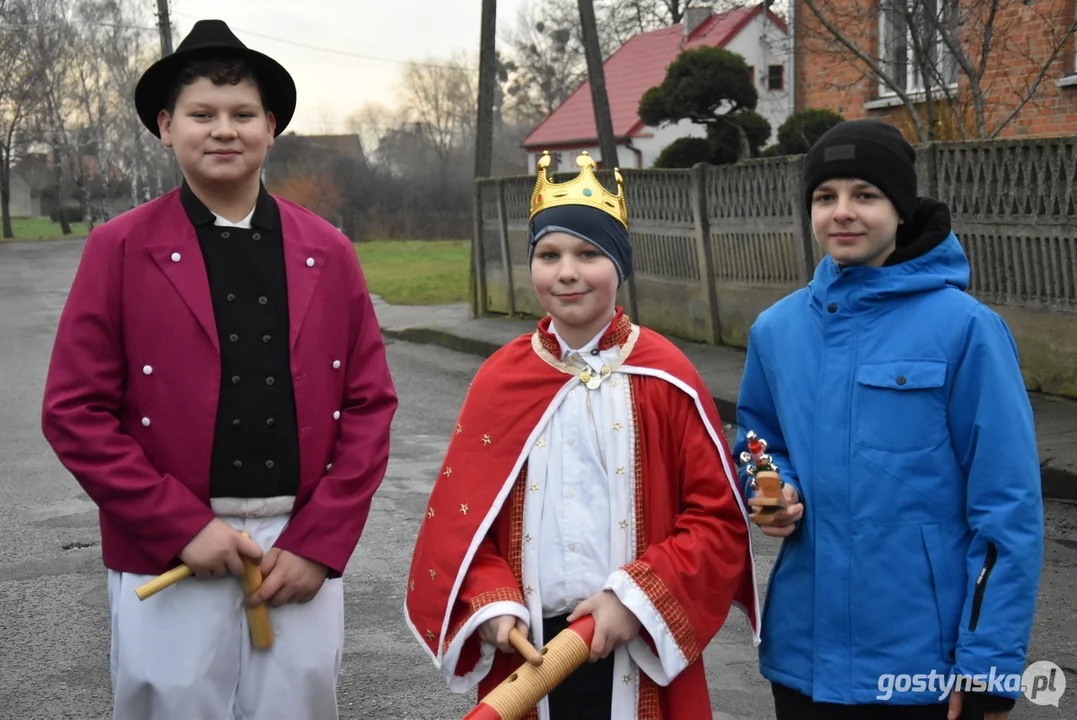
[502,0,588,126]
[28,0,81,235]
[398,54,476,174]
[800,0,1077,141]
[0,0,47,238]
[345,102,398,164]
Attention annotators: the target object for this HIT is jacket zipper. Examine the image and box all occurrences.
[969,542,997,631]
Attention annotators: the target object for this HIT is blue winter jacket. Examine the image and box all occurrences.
[733,199,1044,705]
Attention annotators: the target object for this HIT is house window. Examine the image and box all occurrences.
[878,0,959,95]
[768,65,784,91]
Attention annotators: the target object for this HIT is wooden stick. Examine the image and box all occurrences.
[133,534,274,648]
[239,532,274,649]
[508,627,543,667]
[135,565,192,600]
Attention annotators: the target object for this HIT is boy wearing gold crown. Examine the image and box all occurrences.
[404,152,760,719]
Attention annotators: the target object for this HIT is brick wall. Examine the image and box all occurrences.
[794,0,1077,140]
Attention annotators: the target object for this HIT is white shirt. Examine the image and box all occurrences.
[537,320,620,617]
[211,205,255,229]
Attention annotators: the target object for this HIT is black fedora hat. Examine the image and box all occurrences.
[134,19,296,138]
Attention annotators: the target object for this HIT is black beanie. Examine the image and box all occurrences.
[802,119,917,223]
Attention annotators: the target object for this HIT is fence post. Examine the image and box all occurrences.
[790,156,815,284]
[496,179,517,316]
[470,180,489,317]
[689,164,721,345]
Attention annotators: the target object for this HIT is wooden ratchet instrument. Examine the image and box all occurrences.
[508,627,543,667]
[131,531,274,649]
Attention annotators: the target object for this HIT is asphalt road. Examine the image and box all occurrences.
[0,239,1074,720]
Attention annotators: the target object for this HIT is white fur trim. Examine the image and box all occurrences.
[426,378,577,680]
[441,601,531,692]
[605,568,686,684]
[620,364,763,647]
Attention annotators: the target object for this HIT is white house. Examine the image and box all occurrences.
[522,2,792,173]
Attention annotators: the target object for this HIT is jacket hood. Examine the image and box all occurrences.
[808,196,969,309]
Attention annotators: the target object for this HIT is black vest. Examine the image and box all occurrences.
[181,182,301,498]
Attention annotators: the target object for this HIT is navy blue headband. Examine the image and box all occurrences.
[528,205,633,285]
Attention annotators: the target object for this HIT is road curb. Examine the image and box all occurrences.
[383,325,1077,502]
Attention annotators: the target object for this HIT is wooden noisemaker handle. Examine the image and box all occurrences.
[508,627,543,667]
[240,532,274,649]
[134,565,192,600]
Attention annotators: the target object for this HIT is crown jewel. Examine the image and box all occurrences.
[529,151,628,228]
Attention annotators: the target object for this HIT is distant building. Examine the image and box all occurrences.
[522,3,792,172]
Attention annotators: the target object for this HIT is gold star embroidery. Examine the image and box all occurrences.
[619,519,629,529]
[613,421,623,431]
[460,503,469,515]
[409,579,415,592]
[525,585,533,596]
[623,674,631,683]
[456,424,462,434]
[443,467,452,477]
[426,630,435,641]
[617,466,625,476]
[536,439,546,448]
[429,569,437,579]
[427,507,435,519]
[482,434,491,446]
[524,533,532,543]
[530,483,539,492]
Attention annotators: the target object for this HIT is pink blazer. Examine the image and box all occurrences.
[41,189,398,577]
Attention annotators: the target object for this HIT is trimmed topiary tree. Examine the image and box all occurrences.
[640,45,771,166]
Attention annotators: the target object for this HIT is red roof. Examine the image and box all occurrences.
[522,4,788,149]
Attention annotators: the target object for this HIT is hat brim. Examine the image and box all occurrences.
[134,46,296,138]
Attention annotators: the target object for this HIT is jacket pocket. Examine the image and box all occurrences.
[969,541,997,632]
[854,359,948,453]
[922,525,963,662]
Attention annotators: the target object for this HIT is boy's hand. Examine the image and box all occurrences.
[567,590,641,662]
[179,518,263,578]
[246,548,328,607]
[947,690,1010,720]
[479,615,528,654]
[754,485,803,538]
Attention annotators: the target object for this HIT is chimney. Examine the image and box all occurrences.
[683,4,712,36]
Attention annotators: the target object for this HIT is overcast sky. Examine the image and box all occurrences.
[170,0,528,134]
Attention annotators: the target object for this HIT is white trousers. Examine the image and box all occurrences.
[106,509,344,720]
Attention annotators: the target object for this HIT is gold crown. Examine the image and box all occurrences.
[529,151,628,228]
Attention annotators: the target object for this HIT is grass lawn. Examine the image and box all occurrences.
[354,239,470,305]
[0,217,90,242]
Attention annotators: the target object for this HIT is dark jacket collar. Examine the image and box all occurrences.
[180,179,278,231]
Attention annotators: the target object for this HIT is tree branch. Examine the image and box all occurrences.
[988,18,1077,138]
[802,0,929,140]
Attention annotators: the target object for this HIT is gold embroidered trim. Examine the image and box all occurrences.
[531,323,641,389]
[623,560,700,663]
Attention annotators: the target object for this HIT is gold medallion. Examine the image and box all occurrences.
[580,371,592,384]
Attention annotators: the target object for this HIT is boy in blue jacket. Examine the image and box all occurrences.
[734,119,1043,720]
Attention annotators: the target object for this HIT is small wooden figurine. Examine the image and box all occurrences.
[739,431,787,526]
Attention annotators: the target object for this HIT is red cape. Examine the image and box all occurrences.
[404,310,760,718]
